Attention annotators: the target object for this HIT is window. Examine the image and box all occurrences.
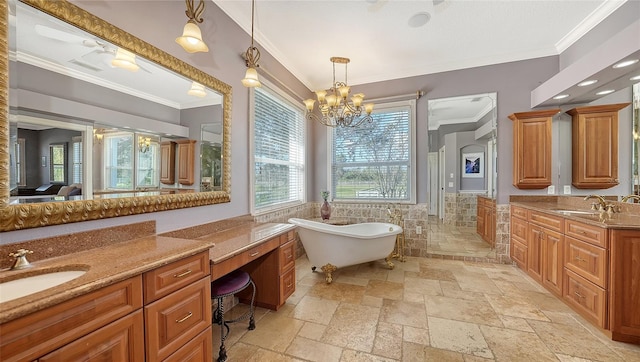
[331,100,415,202]
[71,136,83,184]
[49,143,67,184]
[251,82,306,213]
[103,132,160,190]
[14,138,26,187]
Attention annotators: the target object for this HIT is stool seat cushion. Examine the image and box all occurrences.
[212,270,251,296]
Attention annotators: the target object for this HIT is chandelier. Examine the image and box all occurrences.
[303,57,374,128]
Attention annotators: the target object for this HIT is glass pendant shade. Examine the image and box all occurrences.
[176,22,209,53]
[241,67,261,88]
[111,48,139,72]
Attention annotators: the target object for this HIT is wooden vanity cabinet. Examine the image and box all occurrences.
[510,205,529,269]
[509,109,559,189]
[609,229,640,344]
[477,196,496,247]
[160,141,176,185]
[528,211,564,294]
[567,103,629,189]
[176,139,197,186]
[0,252,212,362]
[143,251,211,362]
[0,277,143,362]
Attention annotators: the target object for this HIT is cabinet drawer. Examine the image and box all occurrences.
[564,270,607,328]
[39,310,145,362]
[510,216,528,242]
[144,251,209,303]
[280,267,296,303]
[565,220,608,248]
[164,326,212,362]
[0,276,142,362]
[279,240,296,274]
[564,236,607,288]
[529,211,563,232]
[510,239,527,269]
[511,205,528,220]
[247,237,280,262]
[145,277,212,362]
[280,230,296,245]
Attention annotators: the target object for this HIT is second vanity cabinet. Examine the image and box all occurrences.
[510,204,640,344]
[176,139,197,186]
[476,196,496,247]
[0,251,212,362]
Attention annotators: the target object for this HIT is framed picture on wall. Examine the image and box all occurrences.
[462,152,484,178]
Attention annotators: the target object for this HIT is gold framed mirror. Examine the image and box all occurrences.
[0,0,232,231]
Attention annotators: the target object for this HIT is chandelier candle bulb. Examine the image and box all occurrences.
[365,103,374,114]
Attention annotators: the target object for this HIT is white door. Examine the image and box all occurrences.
[438,146,446,220]
[428,152,438,215]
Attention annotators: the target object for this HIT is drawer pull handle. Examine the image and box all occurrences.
[250,251,260,257]
[574,291,585,299]
[574,256,586,262]
[173,269,193,278]
[286,283,293,288]
[176,312,193,323]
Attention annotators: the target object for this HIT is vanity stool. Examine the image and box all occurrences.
[211,269,256,362]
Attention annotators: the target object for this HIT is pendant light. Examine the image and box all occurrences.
[241,0,261,87]
[176,0,209,53]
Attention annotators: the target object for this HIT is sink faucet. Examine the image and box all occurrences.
[621,195,640,203]
[584,195,607,211]
[8,249,33,270]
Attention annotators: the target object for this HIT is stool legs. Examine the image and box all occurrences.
[213,279,257,362]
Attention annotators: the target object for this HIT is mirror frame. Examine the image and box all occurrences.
[0,0,232,231]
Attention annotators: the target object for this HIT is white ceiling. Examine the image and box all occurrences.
[215,0,626,92]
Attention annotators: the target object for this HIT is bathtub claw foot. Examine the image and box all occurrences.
[312,266,316,272]
[385,257,395,270]
[321,263,337,284]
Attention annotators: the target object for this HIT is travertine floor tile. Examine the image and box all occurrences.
[428,317,493,359]
[380,299,428,329]
[480,324,557,361]
[340,349,397,362]
[403,276,443,296]
[425,295,503,327]
[402,342,466,361]
[365,279,404,300]
[321,303,381,352]
[484,294,551,321]
[298,321,326,341]
[226,342,303,361]
[307,281,366,304]
[403,325,430,345]
[286,336,343,362]
[289,295,340,325]
[528,320,625,361]
[238,309,304,352]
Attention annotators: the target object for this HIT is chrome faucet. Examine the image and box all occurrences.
[584,195,607,211]
[8,249,33,270]
[621,195,640,203]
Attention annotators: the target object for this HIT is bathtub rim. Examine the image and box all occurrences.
[287,218,402,239]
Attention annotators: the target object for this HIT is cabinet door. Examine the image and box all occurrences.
[160,141,176,184]
[39,310,144,362]
[176,140,196,186]
[542,228,564,296]
[509,110,558,189]
[527,224,543,282]
[567,103,629,189]
[609,229,640,343]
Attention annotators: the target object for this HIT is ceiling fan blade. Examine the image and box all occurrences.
[35,24,91,45]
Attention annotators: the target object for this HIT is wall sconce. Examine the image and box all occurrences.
[188,81,207,97]
[138,136,151,153]
[176,0,209,53]
[93,129,104,145]
[241,0,261,87]
[111,48,139,72]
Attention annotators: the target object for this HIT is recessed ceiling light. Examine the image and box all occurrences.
[613,59,639,69]
[408,12,431,28]
[596,89,615,95]
[578,79,597,87]
[553,94,569,100]
[631,75,640,81]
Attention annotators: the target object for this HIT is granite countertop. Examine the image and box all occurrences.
[510,201,640,229]
[197,222,296,264]
[0,221,297,324]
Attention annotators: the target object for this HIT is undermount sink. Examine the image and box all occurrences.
[0,269,87,303]
[553,209,597,215]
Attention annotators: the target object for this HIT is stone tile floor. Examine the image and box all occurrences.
[426,217,496,259]
[213,256,640,361]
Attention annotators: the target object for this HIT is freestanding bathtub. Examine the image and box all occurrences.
[288,218,403,283]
